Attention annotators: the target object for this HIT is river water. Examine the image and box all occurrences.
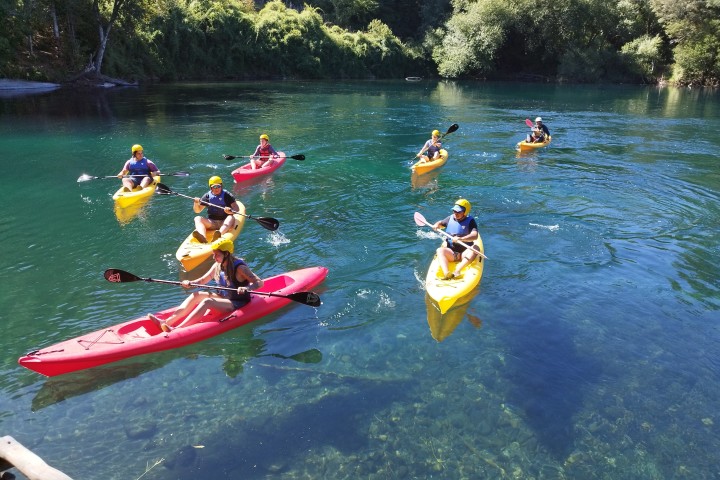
[1,81,718,479]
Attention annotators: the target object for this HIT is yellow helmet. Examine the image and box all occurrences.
[432,130,441,137]
[211,237,234,254]
[131,144,143,154]
[208,175,223,187]
[454,198,471,214]
[259,134,269,141]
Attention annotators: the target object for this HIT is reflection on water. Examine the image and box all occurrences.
[425,290,482,341]
[410,169,441,192]
[114,196,152,225]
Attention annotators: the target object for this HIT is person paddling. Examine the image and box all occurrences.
[117,144,160,192]
[249,133,279,170]
[431,198,480,280]
[416,129,442,163]
[149,237,263,331]
[526,117,550,142]
[191,176,240,243]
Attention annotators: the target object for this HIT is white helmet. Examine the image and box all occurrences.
[535,117,542,122]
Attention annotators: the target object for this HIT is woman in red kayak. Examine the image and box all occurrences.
[149,238,263,331]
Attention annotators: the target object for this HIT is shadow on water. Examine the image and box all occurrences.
[502,315,602,459]
[162,375,412,478]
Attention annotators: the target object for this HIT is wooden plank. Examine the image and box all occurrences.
[0,436,72,480]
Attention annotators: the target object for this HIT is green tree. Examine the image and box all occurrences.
[650,0,720,83]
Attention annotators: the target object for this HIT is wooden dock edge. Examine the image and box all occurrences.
[0,436,72,480]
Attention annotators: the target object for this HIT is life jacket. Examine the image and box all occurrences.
[127,157,151,176]
[206,190,232,220]
[445,215,474,248]
[258,144,273,158]
[219,258,251,302]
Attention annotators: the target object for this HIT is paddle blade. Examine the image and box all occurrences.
[290,154,305,161]
[414,211,429,227]
[77,174,95,182]
[155,183,174,195]
[104,269,143,283]
[288,291,322,307]
[223,154,237,160]
[255,216,280,231]
[445,123,459,136]
[525,119,534,128]
[172,171,190,177]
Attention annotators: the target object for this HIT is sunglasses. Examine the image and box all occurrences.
[211,184,222,188]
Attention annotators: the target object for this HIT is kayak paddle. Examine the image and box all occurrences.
[525,119,534,128]
[77,172,189,182]
[155,183,279,231]
[222,153,305,161]
[104,269,322,307]
[414,211,488,260]
[409,123,459,163]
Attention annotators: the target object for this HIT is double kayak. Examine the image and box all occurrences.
[18,266,328,377]
[517,135,551,151]
[111,176,160,208]
[425,236,485,314]
[231,152,286,183]
[175,208,246,272]
[411,149,448,175]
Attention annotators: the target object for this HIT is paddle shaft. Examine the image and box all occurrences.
[146,277,316,303]
[415,212,489,260]
[104,269,320,306]
[78,172,188,182]
[224,153,304,161]
[160,187,244,217]
[155,183,279,231]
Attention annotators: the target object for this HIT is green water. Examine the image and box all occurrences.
[1,81,719,479]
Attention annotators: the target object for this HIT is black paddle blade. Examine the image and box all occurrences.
[290,154,305,161]
[256,217,280,231]
[445,123,459,135]
[223,154,236,160]
[289,291,322,307]
[155,183,174,195]
[104,269,143,283]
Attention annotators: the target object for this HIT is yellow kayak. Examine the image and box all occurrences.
[175,207,246,272]
[112,176,160,208]
[425,236,485,314]
[517,135,551,152]
[411,149,448,175]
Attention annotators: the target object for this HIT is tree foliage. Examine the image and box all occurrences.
[0,0,718,84]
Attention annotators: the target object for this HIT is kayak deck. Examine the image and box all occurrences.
[18,266,328,377]
[231,152,286,183]
[111,176,160,208]
[517,135,551,151]
[425,237,484,314]
[175,207,246,272]
[411,149,448,175]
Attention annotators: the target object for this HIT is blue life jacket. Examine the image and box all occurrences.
[205,190,233,220]
[445,215,475,248]
[219,258,251,302]
[127,157,151,176]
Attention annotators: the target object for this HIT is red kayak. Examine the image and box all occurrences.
[231,152,286,183]
[19,267,328,377]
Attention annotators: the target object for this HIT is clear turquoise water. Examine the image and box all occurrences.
[1,81,719,479]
